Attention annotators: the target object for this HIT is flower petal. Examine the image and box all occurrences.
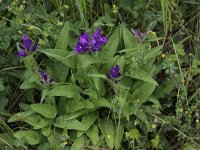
[79,33,90,46]
[18,43,26,50]
[31,42,38,52]
[22,34,32,50]
[92,28,101,39]
[16,51,26,57]
[74,43,89,54]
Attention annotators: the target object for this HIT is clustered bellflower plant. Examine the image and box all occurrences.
[74,28,120,83]
[16,34,38,57]
[74,28,107,54]
[106,64,121,83]
[132,29,147,41]
[39,70,53,85]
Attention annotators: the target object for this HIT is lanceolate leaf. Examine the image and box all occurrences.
[86,125,99,145]
[31,104,57,119]
[122,26,137,48]
[46,85,81,99]
[101,27,120,59]
[128,67,158,85]
[55,21,69,50]
[14,130,41,145]
[39,49,74,68]
[98,119,114,149]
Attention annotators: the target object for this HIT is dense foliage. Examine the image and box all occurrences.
[0,0,200,149]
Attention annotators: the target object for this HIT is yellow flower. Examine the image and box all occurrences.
[161,53,166,58]
[28,26,34,30]
[151,31,156,36]
[112,5,118,14]
[179,108,183,113]
[152,124,156,129]
[107,134,111,139]
[61,141,68,147]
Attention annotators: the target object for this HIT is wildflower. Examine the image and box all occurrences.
[16,34,38,57]
[189,53,193,57]
[74,33,90,54]
[161,53,166,58]
[131,29,147,41]
[151,124,156,129]
[74,28,107,54]
[151,31,156,36]
[39,70,53,85]
[112,4,118,14]
[179,108,183,113]
[107,134,111,139]
[106,64,121,83]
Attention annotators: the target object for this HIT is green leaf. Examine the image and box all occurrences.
[84,100,95,109]
[184,144,196,150]
[137,112,149,126]
[88,73,107,79]
[123,26,137,48]
[82,88,97,99]
[8,110,34,123]
[55,62,69,82]
[128,129,141,140]
[129,67,158,85]
[37,143,50,150]
[101,27,120,59]
[20,72,40,89]
[173,43,185,56]
[47,85,81,99]
[143,45,163,62]
[57,109,92,121]
[132,83,156,100]
[70,135,86,150]
[41,126,51,137]
[66,100,84,113]
[31,104,57,119]
[23,55,37,70]
[48,134,60,150]
[80,55,100,68]
[98,119,114,149]
[86,125,99,145]
[154,78,176,98]
[151,135,160,148]
[77,113,98,137]
[55,21,69,50]
[92,78,105,95]
[114,126,124,149]
[24,115,53,129]
[91,97,111,108]
[55,118,87,131]
[14,130,41,145]
[40,49,74,68]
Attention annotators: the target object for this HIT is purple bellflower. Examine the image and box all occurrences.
[106,64,121,83]
[74,28,107,54]
[39,70,53,85]
[16,34,38,57]
[132,29,147,41]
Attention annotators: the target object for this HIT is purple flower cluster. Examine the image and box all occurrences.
[132,29,147,41]
[16,34,38,57]
[106,64,121,83]
[39,70,53,85]
[74,28,107,54]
